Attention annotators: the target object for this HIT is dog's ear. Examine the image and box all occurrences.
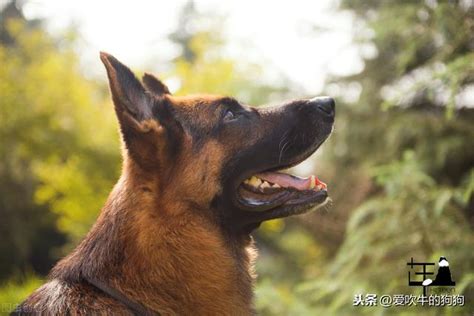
[143,72,171,96]
[100,52,183,165]
[100,52,156,131]
[100,52,157,129]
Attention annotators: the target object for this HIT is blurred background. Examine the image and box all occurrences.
[0,0,473,314]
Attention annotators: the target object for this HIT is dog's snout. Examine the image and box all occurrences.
[309,96,335,117]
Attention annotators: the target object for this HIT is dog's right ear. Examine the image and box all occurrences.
[142,72,171,96]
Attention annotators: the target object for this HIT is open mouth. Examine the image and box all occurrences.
[224,96,335,226]
[236,161,328,217]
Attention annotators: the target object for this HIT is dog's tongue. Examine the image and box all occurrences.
[256,172,326,190]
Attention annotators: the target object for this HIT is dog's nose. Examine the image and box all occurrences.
[309,96,335,117]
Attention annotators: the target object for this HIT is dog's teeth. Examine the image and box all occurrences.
[316,184,324,191]
[310,175,316,189]
[248,176,261,187]
[272,183,281,188]
[261,181,271,188]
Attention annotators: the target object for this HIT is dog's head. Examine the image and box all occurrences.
[101,53,334,233]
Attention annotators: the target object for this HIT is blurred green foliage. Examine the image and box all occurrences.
[253,1,474,315]
[0,274,42,313]
[0,13,121,247]
[291,1,474,315]
[0,0,473,315]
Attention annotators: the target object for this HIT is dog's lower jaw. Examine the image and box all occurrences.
[28,169,256,315]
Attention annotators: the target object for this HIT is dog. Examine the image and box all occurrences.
[14,52,335,315]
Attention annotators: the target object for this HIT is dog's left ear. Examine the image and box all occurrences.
[100,52,155,128]
[100,52,183,165]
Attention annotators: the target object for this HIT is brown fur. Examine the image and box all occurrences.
[15,52,335,315]
[15,55,257,315]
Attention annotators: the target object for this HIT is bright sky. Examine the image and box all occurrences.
[20,0,362,94]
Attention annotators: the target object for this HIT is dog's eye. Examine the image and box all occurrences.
[223,109,237,122]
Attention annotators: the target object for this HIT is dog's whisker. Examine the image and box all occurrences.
[278,131,290,151]
[279,140,290,163]
[278,131,291,163]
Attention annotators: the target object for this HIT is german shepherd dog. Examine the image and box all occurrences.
[14,53,335,315]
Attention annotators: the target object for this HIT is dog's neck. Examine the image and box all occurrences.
[51,159,256,315]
